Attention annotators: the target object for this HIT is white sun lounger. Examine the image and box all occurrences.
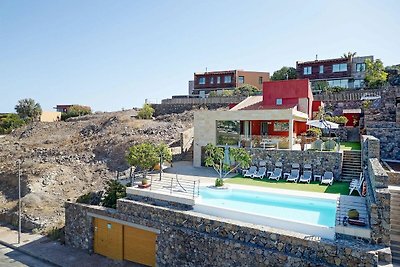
[253,167,267,179]
[268,168,282,181]
[286,169,300,183]
[244,166,257,178]
[299,170,312,184]
[349,174,364,195]
[320,171,334,186]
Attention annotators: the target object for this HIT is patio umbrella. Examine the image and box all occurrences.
[223,145,230,167]
[306,120,339,129]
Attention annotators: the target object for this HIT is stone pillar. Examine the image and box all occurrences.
[289,118,294,150]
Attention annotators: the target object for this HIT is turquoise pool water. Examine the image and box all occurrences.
[198,187,337,227]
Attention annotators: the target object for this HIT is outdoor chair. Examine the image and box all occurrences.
[299,170,312,183]
[320,171,334,186]
[253,167,267,179]
[323,140,337,151]
[268,168,282,181]
[349,173,364,196]
[311,140,323,151]
[286,169,300,183]
[244,166,257,178]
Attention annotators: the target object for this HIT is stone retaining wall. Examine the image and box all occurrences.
[249,149,342,179]
[65,200,386,266]
[362,135,391,246]
[366,128,400,160]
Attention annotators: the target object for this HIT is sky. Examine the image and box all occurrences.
[1,0,399,113]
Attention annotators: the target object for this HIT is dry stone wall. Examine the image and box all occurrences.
[65,199,386,266]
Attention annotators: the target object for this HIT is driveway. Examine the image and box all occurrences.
[0,244,53,267]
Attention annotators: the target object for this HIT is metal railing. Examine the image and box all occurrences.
[149,173,200,199]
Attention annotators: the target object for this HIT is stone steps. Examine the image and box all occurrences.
[341,151,362,182]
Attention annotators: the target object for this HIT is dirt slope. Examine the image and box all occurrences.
[0,109,193,231]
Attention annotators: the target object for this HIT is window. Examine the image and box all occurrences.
[332,63,348,72]
[319,65,324,74]
[356,63,366,72]
[216,120,240,146]
[224,75,232,83]
[210,77,214,84]
[276,98,283,105]
[273,122,289,131]
[328,79,349,88]
[217,76,221,84]
[238,76,244,84]
[354,79,364,89]
[259,76,263,84]
[303,66,312,75]
[199,77,205,84]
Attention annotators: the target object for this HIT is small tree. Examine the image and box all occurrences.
[61,105,92,120]
[137,104,155,119]
[126,143,158,177]
[365,59,388,88]
[102,180,126,209]
[15,98,42,121]
[271,67,297,81]
[156,143,172,167]
[204,143,251,179]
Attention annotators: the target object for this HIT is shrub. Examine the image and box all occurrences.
[76,191,103,205]
[215,178,224,187]
[325,115,348,125]
[102,180,126,209]
[306,127,322,137]
[47,227,65,242]
[15,98,42,121]
[137,104,155,119]
[0,114,26,134]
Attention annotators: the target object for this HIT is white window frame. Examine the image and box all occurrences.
[303,66,312,75]
[217,76,221,84]
[319,65,324,74]
[332,63,347,72]
[210,77,214,84]
[224,75,232,83]
[238,76,244,84]
[356,63,366,72]
[199,77,205,85]
[276,98,283,105]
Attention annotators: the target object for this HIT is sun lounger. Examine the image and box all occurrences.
[268,168,282,181]
[286,169,300,183]
[349,174,364,195]
[253,167,267,179]
[244,166,257,178]
[320,171,334,186]
[299,170,312,184]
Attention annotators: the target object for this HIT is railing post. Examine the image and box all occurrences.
[193,181,196,199]
[150,175,153,191]
[170,178,173,194]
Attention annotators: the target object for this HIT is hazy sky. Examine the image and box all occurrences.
[1,0,399,112]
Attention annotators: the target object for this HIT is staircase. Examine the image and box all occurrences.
[181,143,193,161]
[341,150,362,182]
[390,188,400,265]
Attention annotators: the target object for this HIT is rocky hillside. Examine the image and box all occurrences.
[0,109,193,231]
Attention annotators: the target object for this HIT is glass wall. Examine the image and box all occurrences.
[216,120,240,146]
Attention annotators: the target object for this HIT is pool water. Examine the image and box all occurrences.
[198,187,337,227]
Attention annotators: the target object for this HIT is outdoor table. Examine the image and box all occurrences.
[314,174,322,182]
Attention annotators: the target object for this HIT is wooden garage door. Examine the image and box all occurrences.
[124,226,157,267]
[93,218,123,260]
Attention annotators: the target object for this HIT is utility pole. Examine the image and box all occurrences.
[17,160,21,244]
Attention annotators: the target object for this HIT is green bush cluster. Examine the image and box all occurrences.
[102,180,126,209]
[0,114,26,134]
[215,178,224,187]
[137,104,155,119]
[306,127,322,137]
[325,115,348,125]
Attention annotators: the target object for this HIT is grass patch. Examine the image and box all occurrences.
[226,175,350,195]
[340,142,361,151]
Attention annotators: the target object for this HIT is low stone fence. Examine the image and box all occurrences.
[249,149,342,179]
[65,199,387,266]
[362,135,391,246]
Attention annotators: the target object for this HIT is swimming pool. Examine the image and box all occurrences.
[194,186,338,239]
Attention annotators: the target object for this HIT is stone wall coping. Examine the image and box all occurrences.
[126,187,195,206]
[362,135,379,141]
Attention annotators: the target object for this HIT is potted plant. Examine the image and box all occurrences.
[138,178,151,188]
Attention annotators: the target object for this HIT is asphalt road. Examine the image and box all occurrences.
[0,244,54,267]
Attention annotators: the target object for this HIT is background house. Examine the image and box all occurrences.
[296,55,373,93]
[192,69,270,97]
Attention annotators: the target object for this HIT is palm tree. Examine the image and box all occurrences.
[342,51,357,61]
[15,98,42,121]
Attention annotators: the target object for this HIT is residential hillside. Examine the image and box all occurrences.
[0,109,194,231]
